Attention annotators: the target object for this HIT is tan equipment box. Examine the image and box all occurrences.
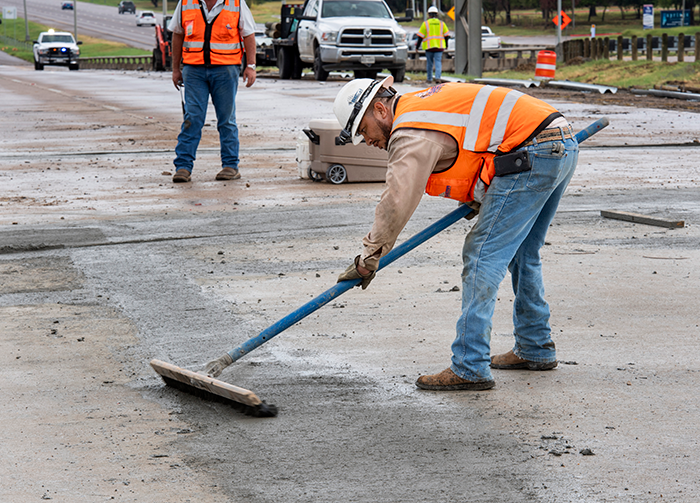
[299,119,388,184]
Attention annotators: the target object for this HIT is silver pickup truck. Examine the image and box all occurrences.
[295,0,411,81]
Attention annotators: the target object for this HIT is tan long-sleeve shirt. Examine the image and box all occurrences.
[359,128,459,271]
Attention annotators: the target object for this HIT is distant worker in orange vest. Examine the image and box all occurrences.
[168,0,257,183]
[415,5,450,82]
[334,76,579,391]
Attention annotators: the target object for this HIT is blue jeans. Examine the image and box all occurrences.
[451,132,579,382]
[174,64,241,173]
[425,50,443,81]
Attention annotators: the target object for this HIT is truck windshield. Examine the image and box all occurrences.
[321,0,391,18]
[41,35,75,43]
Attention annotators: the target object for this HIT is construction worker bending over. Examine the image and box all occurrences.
[415,5,450,82]
[335,77,579,391]
[168,0,257,183]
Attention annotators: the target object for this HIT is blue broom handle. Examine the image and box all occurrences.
[227,117,610,363]
[227,204,473,362]
[574,117,609,144]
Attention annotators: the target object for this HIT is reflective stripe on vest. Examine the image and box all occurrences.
[182,0,242,65]
[392,83,560,202]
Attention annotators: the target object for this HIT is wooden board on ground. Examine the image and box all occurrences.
[601,210,685,228]
[150,359,262,407]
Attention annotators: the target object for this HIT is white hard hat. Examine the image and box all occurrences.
[333,75,394,145]
[428,5,439,14]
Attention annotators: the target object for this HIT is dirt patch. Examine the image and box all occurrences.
[525,85,700,113]
[0,256,85,294]
[0,302,226,502]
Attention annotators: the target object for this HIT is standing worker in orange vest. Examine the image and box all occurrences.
[168,0,257,183]
[334,76,579,390]
[415,5,450,82]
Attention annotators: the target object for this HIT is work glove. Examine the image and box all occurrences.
[337,255,376,290]
[204,353,233,378]
[460,201,480,220]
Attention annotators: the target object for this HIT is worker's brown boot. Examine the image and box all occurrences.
[173,169,191,183]
[216,167,241,180]
[415,368,495,391]
[490,350,557,370]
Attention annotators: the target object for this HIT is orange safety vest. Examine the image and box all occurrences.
[181,0,242,66]
[392,83,561,203]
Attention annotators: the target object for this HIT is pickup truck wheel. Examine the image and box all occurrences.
[325,164,347,184]
[69,64,79,71]
[34,58,44,71]
[313,46,329,81]
[278,46,293,79]
[390,66,405,83]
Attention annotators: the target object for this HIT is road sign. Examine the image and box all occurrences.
[643,5,654,29]
[2,6,18,19]
[552,10,571,30]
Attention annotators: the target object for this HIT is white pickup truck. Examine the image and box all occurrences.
[292,0,412,81]
[445,26,501,56]
[32,30,82,71]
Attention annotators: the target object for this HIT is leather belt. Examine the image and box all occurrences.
[523,126,573,147]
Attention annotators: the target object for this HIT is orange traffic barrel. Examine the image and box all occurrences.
[535,50,557,80]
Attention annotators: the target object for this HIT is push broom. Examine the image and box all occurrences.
[151,117,609,417]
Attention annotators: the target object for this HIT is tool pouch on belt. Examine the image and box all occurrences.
[494,150,531,177]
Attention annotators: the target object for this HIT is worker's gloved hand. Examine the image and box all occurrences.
[337,255,377,290]
[460,201,480,220]
[204,353,233,377]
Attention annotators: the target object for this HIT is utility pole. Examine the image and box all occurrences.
[468,0,482,77]
[556,0,562,59]
[73,0,78,41]
[22,0,30,41]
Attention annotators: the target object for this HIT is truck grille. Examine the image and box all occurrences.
[48,47,72,57]
[339,28,394,46]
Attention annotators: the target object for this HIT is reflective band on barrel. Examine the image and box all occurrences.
[536,63,556,71]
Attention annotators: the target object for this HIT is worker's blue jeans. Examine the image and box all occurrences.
[425,50,443,81]
[451,133,579,382]
[174,64,240,173]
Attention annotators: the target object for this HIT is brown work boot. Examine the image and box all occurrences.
[172,169,191,183]
[415,368,495,391]
[216,167,241,180]
[490,350,557,370]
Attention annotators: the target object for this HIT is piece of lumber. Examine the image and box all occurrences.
[601,210,685,228]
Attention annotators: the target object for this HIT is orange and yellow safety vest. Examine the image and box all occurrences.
[392,83,561,202]
[182,0,242,66]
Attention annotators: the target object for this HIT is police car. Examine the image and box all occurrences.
[33,30,81,71]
